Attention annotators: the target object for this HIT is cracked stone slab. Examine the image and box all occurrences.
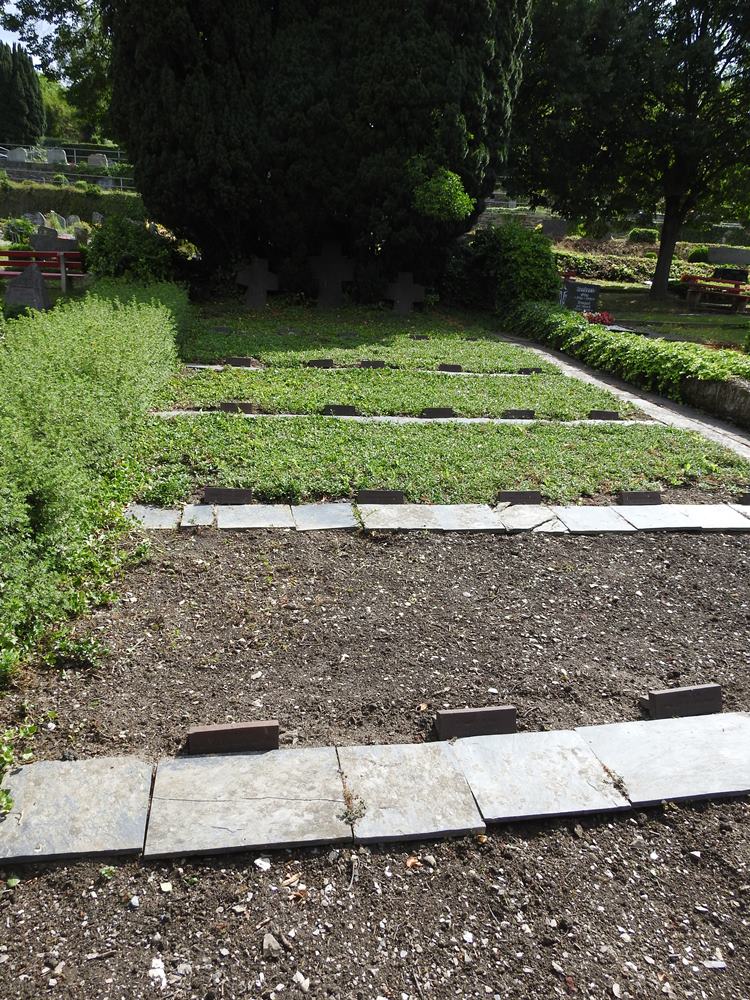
[532,517,569,534]
[215,504,295,529]
[144,748,350,858]
[728,503,750,521]
[291,503,358,531]
[552,506,636,534]
[498,505,557,532]
[0,757,152,863]
[616,504,700,532]
[338,742,485,843]
[578,713,750,807]
[662,504,750,533]
[358,504,506,532]
[180,504,215,528]
[125,504,180,529]
[451,731,629,823]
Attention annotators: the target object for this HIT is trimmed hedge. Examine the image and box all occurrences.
[554,248,714,284]
[508,301,750,397]
[0,281,183,683]
[0,179,145,223]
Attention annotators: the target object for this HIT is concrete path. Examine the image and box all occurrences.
[156,409,647,427]
[2,714,748,864]
[126,501,750,535]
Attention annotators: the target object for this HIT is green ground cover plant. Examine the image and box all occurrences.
[599,288,750,348]
[0,281,183,684]
[183,305,556,373]
[553,247,713,284]
[0,178,145,223]
[167,367,638,420]
[510,302,750,397]
[136,414,749,506]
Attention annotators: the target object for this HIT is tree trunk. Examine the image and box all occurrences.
[650,196,685,299]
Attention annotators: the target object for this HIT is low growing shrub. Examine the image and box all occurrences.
[509,301,750,396]
[627,227,658,244]
[87,216,175,282]
[687,244,710,263]
[3,217,35,243]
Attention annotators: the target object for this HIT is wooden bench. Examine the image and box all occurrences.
[680,271,750,313]
[0,249,87,294]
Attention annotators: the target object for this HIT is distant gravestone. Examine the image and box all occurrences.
[4,264,51,312]
[74,226,90,245]
[310,242,354,306]
[92,212,105,224]
[236,257,279,308]
[386,272,426,315]
[88,153,109,168]
[46,147,68,165]
[31,226,78,252]
[47,211,66,231]
[98,177,114,189]
[541,217,569,240]
[67,214,81,227]
[560,280,600,312]
[8,147,27,162]
[707,246,750,267]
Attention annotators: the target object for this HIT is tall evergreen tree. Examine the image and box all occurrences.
[0,42,46,143]
[108,0,532,274]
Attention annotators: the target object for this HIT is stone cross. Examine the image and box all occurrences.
[236,257,279,309]
[4,264,51,312]
[310,242,354,307]
[386,272,426,315]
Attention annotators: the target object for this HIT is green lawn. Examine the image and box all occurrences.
[136,415,750,506]
[166,367,640,420]
[600,288,750,348]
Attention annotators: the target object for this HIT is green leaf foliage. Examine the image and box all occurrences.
[87,216,175,282]
[0,41,46,143]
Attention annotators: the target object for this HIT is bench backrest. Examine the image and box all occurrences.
[0,250,85,274]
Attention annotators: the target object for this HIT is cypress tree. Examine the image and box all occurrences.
[0,42,46,143]
[110,1,532,276]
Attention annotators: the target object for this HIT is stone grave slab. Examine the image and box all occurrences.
[338,742,485,843]
[215,504,295,529]
[618,490,662,505]
[386,272,426,315]
[640,683,722,720]
[358,504,506,532]
[187,721,280,754]
[616,504,699,532]
[662,504,750,533]
[498,504,557,532]
[292,503,358,531]
[451,730,629,823]
[498,490,543,505]
[436,706,517,741]
[8,147,27,162]
[438,363,463,373]
[421,407,457,419]
[729,503,750,520]
[203,487,255,505]
[552,506,636,534]
[144,748,350,858]
[579,713,750,807]
[532,517,569,533]
[588,409,621,421]
[236,257,279,308]
[126,504,181,529]
[310,243,354,307]
[46,147,68,164]
[4,263,51,311]
[502,409,536,420]
[356,489,405,505]
[180,504,215,528]
[0,757,152,863]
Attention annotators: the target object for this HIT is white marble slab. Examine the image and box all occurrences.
[666,503,750,532]
[617,504,699,531]
[552,506,636,534]
[338,742,485,843]
[292,503,358,531]
[358,504,506,532]
[144,748,350,858]
[215,504,295,529]
[451,730,629,823]
[578,713,750,806]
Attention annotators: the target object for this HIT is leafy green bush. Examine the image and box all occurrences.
[687,244,710,263]
[509,301,750,396]
[413,167,476,223]
[446,222,560,309]
[52,173,68,186]
[0,178,144,222]
[0,169,10,193]
[87,216,175,282]
[3,217,35,243]
[0,283,182,683]
[627,227,658,244]
[553,247,713,284]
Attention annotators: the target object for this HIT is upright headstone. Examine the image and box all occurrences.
[98,177,114,189]
[8,147,28,162]
[4,264,51,311]
[46,147,68,165]
[559,280,600,313]
[47,211,67,231]
[236,257,279,309]
[92,211,105,224]
[67,214,81,227]
[87,153,109,168]
[310,242,354,307]
[386,272,426,315]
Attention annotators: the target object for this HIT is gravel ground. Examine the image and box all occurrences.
[3,530,749,758]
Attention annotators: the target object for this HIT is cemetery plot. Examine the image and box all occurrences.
[166,367,639,421]
[136,416,750,506]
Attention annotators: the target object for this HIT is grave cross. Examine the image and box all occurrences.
[386,272,426,315]
[310,242,354,307]
[236,257,279,309]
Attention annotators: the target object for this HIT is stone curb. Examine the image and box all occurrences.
[155,409,647,427]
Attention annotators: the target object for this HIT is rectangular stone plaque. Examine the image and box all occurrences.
[215,504,295,529]
[451,730,629,823]
[589,410,621,420]
[517,367,545,375]
[202,487,255,505]
[224,357,262,368]
[144,747,350,858]
[306,359,335,369]
[180,504,215,528]
[219,401,260,414]
[356,489,405,505]
[578,713,750,807]
[497,490,544,505]
[292,503,358,531]
[438,363,463,373]
[0,757,153,864]
[502,409,536,420]
[499,504,557,532]
[420,407,457,418]
[616,504,699,532]
[665,503,750,532]
[552,506,636,534]
[618,491,662,505]
[187,720,280,754]
[126,505,181,529]
[436,706,517,741]
[358,504,506,532]
[322,404,359,416]
[360,359,386,369]
[338,742,485,843]
[641,684,722,720]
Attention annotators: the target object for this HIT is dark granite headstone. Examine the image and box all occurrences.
[618,490,662,505]
[409,334,429,341]
[518,367,545,375]
[438,363,463,373]
[306,358,335,369]
[421,407,457,418]
[360,359,387,369]
[322,404,359,416]
[224,356,263,368]
[589,410,621,421]
[497,490,544,505]
[30,227,79,253]
[436,706,517,740]
[502,409,536,419]
[737,493,750,505]
[356,489,405,505]
[386,272,426,315]
[559,280,601,313]
[187,720,280,755]
[639,684,722,720]
[202,487,255,505]
[236,257,279,309]
[310,242,354,306]
[219,401,260,414]
[4,263,51,311]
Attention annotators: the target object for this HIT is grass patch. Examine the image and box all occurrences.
[166,368,640,420]
[181,304,556,373]
[136,415,749,505]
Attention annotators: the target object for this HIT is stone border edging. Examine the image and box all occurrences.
[155,409,647,427]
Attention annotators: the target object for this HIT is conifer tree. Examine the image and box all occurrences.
[0,42,46,143]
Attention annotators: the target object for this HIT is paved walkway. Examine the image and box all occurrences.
[127,501,750,533]
[2,714,748,864]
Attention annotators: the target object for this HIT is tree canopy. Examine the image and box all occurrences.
[508,0,750,295]
[0,40,46,143]
[108,0,532,277]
